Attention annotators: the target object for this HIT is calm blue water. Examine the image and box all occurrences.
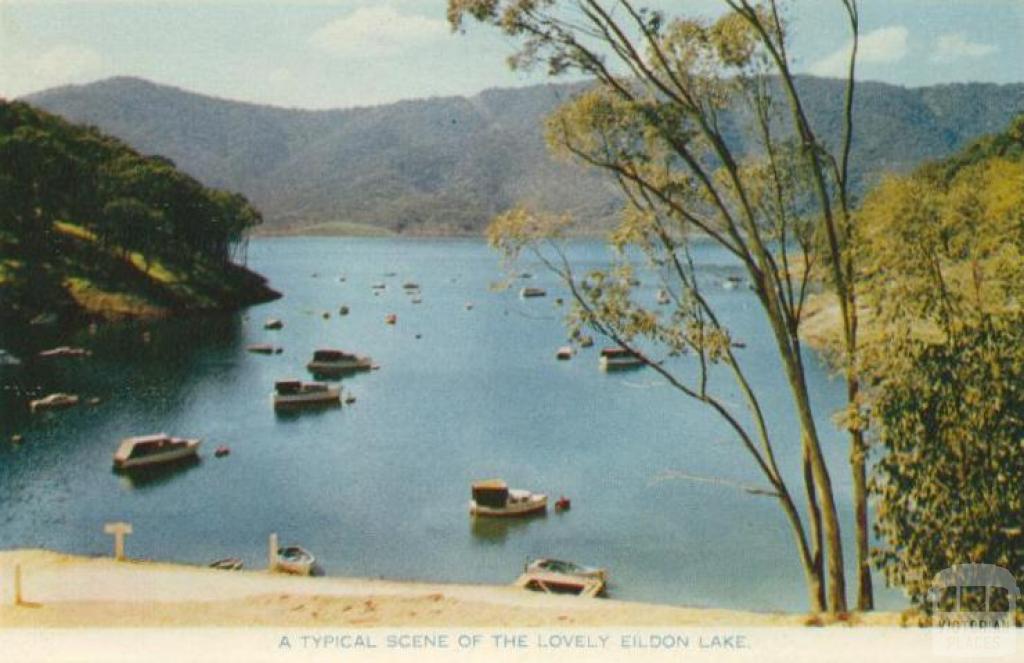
[0,237,902,612]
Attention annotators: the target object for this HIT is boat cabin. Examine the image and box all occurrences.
[471,479,510,508]
[275,380,329,394]
[600,347,636,358]
[114,434,184,462]
[311,349,357,362]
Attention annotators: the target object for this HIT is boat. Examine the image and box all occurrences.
[112,434,201,470]
[306,348,372,376]
[37,346,90,359]
[656,289,671,305]
[516,558,607,597]
[555,496,572,512]
[402,282,420,290]
[0,349,21,366]
[470,479,547,517]
[520,287,547,298]
[264,318,284,330]
[526,558,607,582]
[214,445,231,458]
[29,393,79,413]
[599,347,645,371]
[275,546,315,575]
[272,380,341,410]
[246,344,278,354]
[556,346,574,360]
[385,313,397,324]
[209,557,243,571]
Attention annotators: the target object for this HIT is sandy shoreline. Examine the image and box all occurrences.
[0,550,904,628]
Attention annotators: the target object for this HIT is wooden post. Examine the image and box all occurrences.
[104,522,133,561]
[13,563,22,605]
[268,532,278,571]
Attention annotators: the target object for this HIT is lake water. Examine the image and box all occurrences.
[0,237,902,612]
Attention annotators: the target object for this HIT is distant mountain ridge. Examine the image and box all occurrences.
[25,76,1024,235]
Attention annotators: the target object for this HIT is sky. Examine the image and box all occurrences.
[0,0,1022,110]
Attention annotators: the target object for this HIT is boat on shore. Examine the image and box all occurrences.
[517,558,608,597]
[599,347,645,371]
[275,546,315,575]
[209,557,243,571]
[470,479,547,518]
[29,393,79,413]
[112,434,201,470]
[272,380,341,410]
[306,349,372,376]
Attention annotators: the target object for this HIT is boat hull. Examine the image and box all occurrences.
[273,387,341,410]
[113,441,200,470]
[470,494,547,517]
[599,356,644,371]
[306,360,371,375]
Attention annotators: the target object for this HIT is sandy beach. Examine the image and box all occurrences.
[0,550,905,628]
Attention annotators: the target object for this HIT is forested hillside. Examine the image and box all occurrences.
[26,76,1024,235]
[0,101,278,330]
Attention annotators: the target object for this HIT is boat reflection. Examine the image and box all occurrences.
[469,511,547,545]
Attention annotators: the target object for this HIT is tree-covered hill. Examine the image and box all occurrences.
[0,100,279,331]
[25,76,1024,236]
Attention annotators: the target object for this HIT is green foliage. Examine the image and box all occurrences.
[25,76,1024,235]
[859,114,1024,611]
[0,100,274,327]
[872,320,1024,611]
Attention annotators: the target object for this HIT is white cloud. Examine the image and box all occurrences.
[308,7,448,59]
[931,33,997,63]
[0,43,104,98]
[809,26,909,78]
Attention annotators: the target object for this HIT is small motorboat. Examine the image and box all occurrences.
[264,318,284,330]
[339,306,350,315]
[209,557,243,571]
[246,344,277,354]
[403,282,420,290]
[556,346,574,361]
[272,380,341,410]
[525,558,607,582]
[385,313,397,325]
[275,546,315,575]
[29,393,80,413]
[113,434,201,470]
[306,348,372,376]
[470,479,547,518]
[555,496,571,512]
[214,446,231,458]
[520,287,547,298]
[599,347,645,371]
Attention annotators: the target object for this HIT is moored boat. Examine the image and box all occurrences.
[520,287,547,298]
[470,479,547,517]
[275,546,315,575]
[29,393,79,413]
[112,434,201,470]
[272,380,341,410]
[264,318,284,330]
[526,558,607,582]
[556,346,574,360]
[306,348,372,376]
[209,557,243,571]
[37,346,91,359]
[599,347,645,371]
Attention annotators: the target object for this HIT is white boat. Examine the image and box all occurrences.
[272,380,341,410]
[526,558,608,582]
[37,346,90,359]
[264,318,284,330]
[113,434,201,470]
[275,546,315,575]
[470,479,547,517]
[306,348,372,376]
[29,393,79,413]
[599,347,645,370]
[556,346,574,360]
[520,287,547,298]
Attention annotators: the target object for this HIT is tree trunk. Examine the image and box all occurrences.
[851,428,874,610]
[803,443,826,611]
